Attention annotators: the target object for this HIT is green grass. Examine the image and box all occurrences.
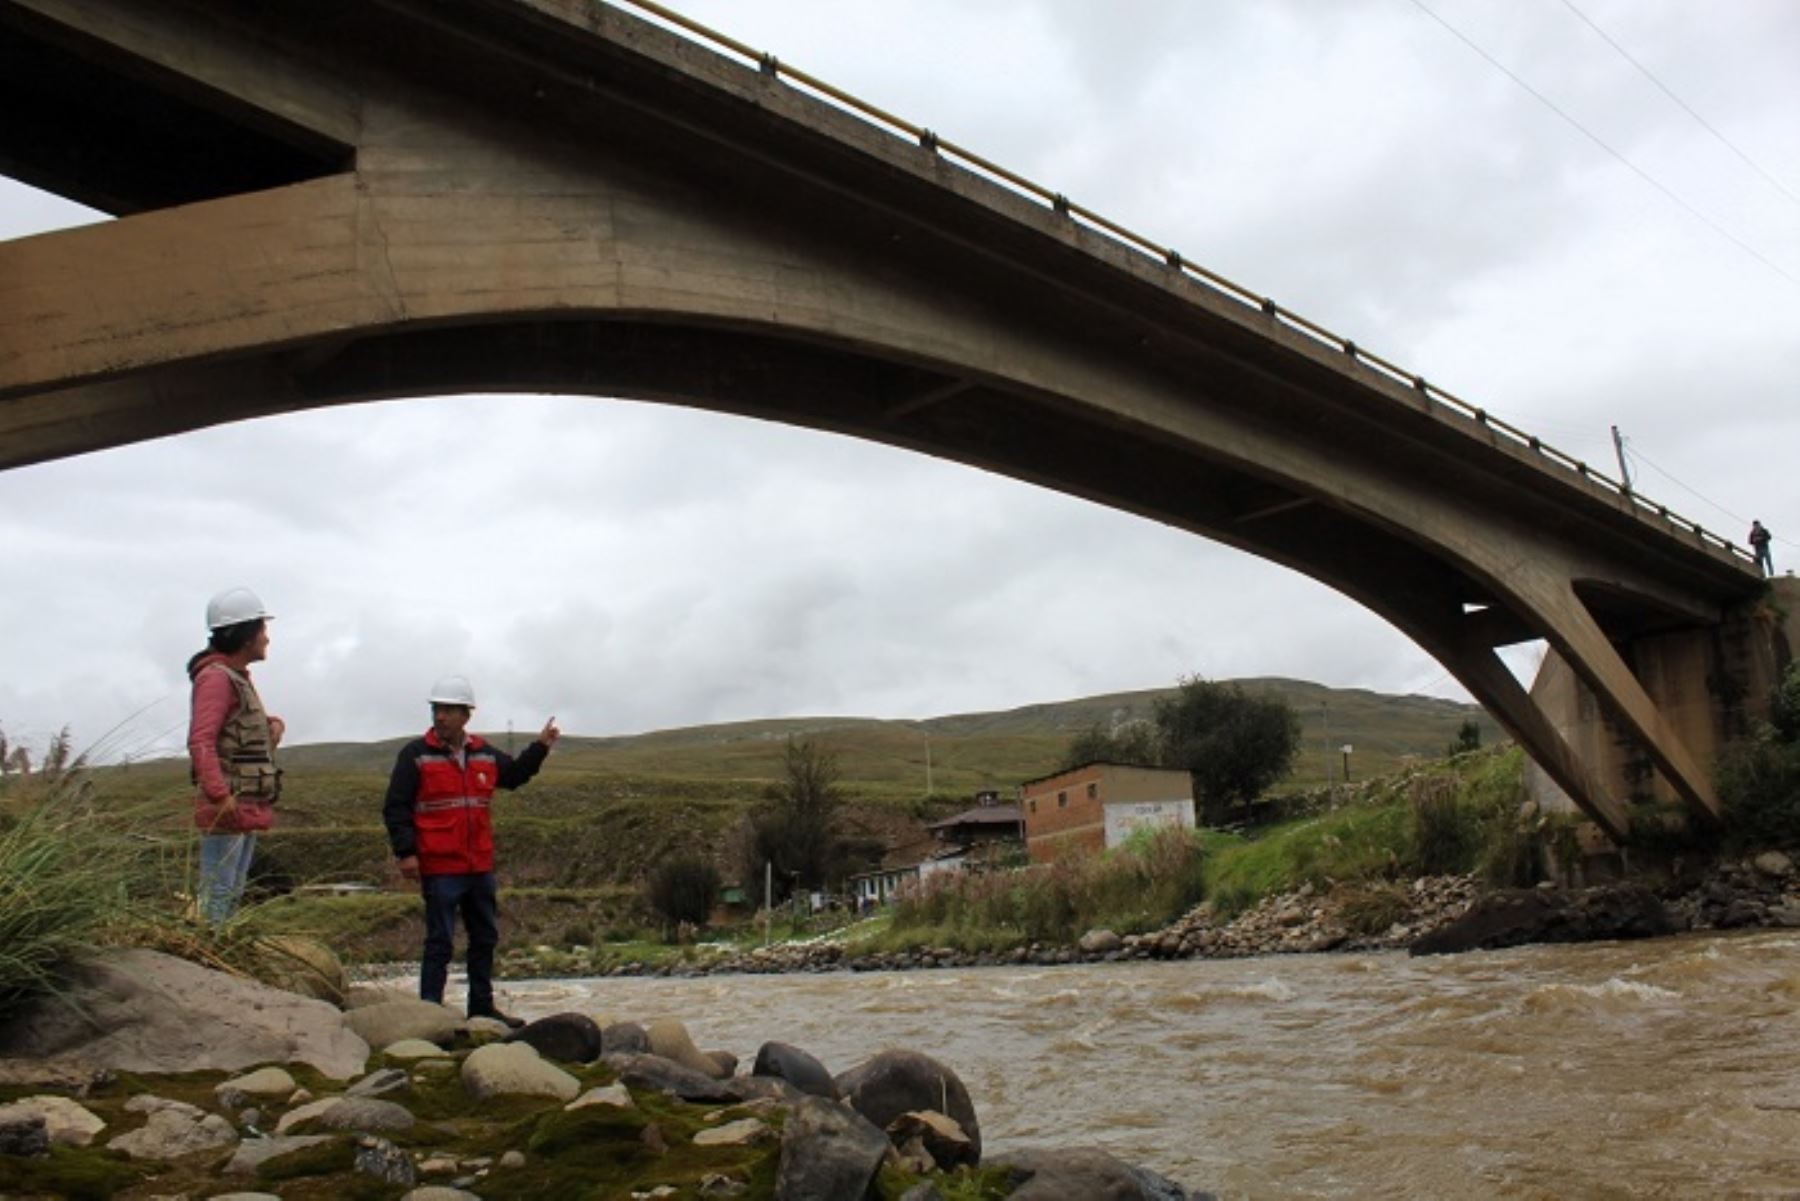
[1204,746,1537,916]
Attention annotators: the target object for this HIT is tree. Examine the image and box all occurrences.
[1153,676,1301,811]
[743,736,847,896]
[1059,720,1159,771]
[1447,719,1482,758]
[646,856,722,934]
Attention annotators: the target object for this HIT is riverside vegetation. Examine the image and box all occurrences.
[7,668,1798,987]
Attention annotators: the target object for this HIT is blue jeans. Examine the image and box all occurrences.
[420,872,500,1013]
[198,833,257,924]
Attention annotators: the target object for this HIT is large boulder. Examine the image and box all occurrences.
[774,1095,890,1201]
[0,950,367,1080]
[991,1147,1197,1200]
[342,1000,459,1051]
[462,1042,580,1102]
[834,1050,982,1160]
[603,1052,736,1103]
[1411,885,1675,955]
[752,1041,836,1099]
[645,1017,729,1078]
[601,1021,651,1055]
[506,1013,602,1063]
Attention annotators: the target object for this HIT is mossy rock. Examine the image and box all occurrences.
[0,1143,147,1201]
[256,1135,358,1181]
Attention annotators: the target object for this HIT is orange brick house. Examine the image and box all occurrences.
[1018,762,1196,863]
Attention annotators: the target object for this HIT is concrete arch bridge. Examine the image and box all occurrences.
[1,0,1790,842]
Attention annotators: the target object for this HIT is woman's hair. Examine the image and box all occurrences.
[186,618,266,674]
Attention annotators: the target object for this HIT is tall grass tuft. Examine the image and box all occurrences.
[882,826,1208,951]
[0,773,145,1020]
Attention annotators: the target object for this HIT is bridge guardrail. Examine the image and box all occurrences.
[612,0,1752,567]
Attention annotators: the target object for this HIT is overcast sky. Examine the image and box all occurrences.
[2,0,1797,761]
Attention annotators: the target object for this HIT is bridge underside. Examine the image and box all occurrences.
[0,0,1770,841]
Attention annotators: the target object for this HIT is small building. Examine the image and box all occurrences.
[847,862,919,907]
[1018,761,1195,863]
[925,796,1025,852]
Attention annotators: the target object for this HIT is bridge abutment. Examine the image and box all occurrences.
[1526,577,1799,831]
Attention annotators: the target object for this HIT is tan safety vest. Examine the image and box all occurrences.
[203,663,281,802]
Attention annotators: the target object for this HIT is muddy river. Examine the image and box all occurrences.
[475,930,1800,1198]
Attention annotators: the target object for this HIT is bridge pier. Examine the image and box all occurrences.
[1526,577,1799,833]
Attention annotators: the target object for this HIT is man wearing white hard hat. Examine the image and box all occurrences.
[185,587,285,924]
[382,675,559,1026]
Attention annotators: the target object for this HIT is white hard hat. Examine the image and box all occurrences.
[428,675,477,708]
[206,587,271,631]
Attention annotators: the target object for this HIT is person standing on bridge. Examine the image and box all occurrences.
[185,587,285,924]
[1750,520,1774,576]
[383,675,559,1027]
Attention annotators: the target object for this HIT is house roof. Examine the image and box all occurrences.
[926,802,1024,831]
[1018,759,1185,789]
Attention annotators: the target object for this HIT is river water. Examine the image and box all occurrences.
[490,931,1800,1198]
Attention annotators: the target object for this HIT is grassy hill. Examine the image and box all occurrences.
[269,678,1496,796]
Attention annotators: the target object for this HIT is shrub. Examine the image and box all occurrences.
[1407,775,1482,875]
[1334,881,1410,936]
[1718,737,1800,848]
[1714,662,1800,849]
[645,856,721,934]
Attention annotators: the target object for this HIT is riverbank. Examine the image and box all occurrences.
[493,851,1800,980]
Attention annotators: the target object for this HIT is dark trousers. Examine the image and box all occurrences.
[419,871,499,1013]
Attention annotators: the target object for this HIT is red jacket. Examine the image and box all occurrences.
[382,729,548,876]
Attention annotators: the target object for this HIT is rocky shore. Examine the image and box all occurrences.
[499,851,1800,980]
[0,948,1209,1199]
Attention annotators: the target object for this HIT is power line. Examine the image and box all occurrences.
[1621,440,1800,550]
[1558,0,1800,212]
[1407,0,1800,289]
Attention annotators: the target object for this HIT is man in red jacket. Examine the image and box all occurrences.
[383,674,559,1026]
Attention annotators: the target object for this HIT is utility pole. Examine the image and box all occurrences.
[924,733,934,797]
[764,860,773,947]
[1611,425,1632,492]
[1322,701,1333,789]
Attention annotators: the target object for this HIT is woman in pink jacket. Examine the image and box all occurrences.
[185,587,285,924]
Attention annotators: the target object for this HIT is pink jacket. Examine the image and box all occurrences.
[187,653,277,833]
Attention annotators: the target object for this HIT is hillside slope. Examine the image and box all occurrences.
[272,678,1496,793]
